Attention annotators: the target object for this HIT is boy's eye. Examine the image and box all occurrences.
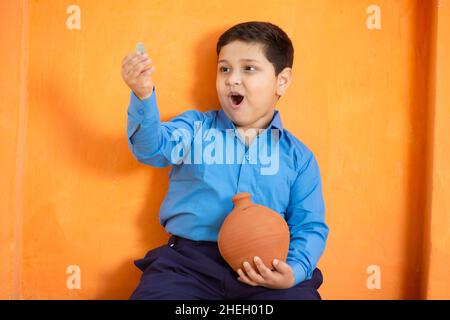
[219,66,256,72]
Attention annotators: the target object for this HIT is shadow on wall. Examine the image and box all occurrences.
[189,28,224,111]
[406,1,437,300]
[28,29,225,299]
[29,80,171,298]
[28,60,167,299]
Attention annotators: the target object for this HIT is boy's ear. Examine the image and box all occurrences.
[276,67,292,97]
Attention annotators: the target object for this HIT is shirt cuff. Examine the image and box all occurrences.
[286,260,308,287]
[128,86,159,120]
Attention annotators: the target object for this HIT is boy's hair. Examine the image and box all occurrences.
[216,21,294,76]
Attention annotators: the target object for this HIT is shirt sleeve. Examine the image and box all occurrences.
[126,86,204,167]
[285,151,329,286]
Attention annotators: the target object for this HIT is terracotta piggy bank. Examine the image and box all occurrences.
[218,192,290,273]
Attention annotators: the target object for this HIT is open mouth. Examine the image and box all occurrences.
[230,94,244,107]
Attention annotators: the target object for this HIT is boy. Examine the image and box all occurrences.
[122,21,329,300]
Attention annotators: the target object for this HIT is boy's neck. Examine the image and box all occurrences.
[235,122,271,147]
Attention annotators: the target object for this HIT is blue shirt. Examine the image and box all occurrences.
[126,87,329,286]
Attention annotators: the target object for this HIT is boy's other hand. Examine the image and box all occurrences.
[121,51,156,100]
[237,256,295,289]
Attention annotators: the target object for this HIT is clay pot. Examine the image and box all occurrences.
[218,192,290,273]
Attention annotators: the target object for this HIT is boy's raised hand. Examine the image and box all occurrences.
[121,50,156,100]
[237,256,296,289]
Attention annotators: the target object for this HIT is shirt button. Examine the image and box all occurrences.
[137,109,144,116]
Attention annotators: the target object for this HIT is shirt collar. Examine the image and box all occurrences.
[216,109,284,135]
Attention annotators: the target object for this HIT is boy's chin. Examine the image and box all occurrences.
[223,107,258,128]
[229,118,249,130]
[222,109,241,122]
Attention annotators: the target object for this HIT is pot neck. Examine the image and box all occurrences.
[232,192,253,210]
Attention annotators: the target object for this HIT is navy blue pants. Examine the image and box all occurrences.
[130,235,323,300]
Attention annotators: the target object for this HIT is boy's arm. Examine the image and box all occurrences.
[127,86,203,167]
[285,151,329,286]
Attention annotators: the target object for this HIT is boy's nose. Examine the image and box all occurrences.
[226,73,242,85]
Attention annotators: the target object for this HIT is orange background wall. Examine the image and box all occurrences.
[1,0,449,299]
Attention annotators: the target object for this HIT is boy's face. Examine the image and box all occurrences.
[216,40,292,131]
